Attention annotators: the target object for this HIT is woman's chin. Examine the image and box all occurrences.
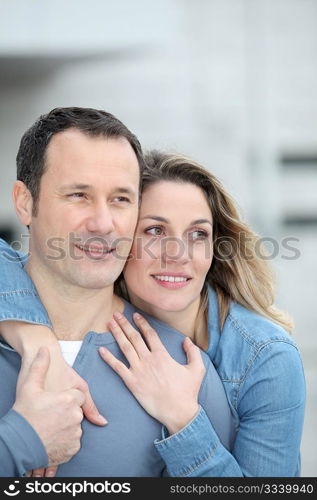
[150,298,190,314]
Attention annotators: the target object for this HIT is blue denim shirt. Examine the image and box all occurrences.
[154,288,305,477]
[0,239,234,477]
[0,239,306,476]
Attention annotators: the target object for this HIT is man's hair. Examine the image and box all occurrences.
[16,107,145,215]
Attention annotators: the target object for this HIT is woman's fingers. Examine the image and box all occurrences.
[132,313,166,352]
[112,312,149,358]
[108,318,140,365]
[183,337,206,376]
[99,346,134,385]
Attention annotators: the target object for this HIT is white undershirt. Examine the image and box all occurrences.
[58,340,83,367]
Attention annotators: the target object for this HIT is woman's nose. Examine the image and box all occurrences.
[161,237,190,263]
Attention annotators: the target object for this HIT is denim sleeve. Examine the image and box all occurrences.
[0,239,51,327]
[0,409,48,476]
[155,342,305,477]
[155,358,240,477]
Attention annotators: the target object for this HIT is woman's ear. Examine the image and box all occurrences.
[12,181,33,226]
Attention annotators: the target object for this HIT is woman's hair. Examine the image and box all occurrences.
[116,149,293,335]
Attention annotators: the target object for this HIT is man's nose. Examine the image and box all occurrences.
[161,237,191,264]
[85,203,115,234]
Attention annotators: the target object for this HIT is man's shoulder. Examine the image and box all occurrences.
[123,299,185,341]
[123,299,210,365]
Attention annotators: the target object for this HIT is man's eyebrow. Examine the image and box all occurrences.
[59,184,92,191]
[114,187,137,195]
[140,216,212,226]
[58,184,136,195]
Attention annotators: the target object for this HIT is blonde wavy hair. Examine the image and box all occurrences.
[115,150,293,335]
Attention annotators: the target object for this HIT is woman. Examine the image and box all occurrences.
[0,150,305,476]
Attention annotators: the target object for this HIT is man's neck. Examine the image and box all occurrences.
[25,260,124,340]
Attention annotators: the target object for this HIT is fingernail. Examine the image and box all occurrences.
[98,415,108,425]
[113,311,123,320]
[108,319,117,328]
[133,313,141,320]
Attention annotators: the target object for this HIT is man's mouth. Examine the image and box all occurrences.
[75,244,115,258]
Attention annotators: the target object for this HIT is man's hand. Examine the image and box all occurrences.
[17,340,108,427]
[13,347,86,469]
[0,321,108,477]
[1,321,107,428]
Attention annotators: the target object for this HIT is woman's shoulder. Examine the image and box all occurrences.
[0,238,27,265]
[226,299,297,351]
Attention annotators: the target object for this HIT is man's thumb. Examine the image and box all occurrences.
[26,346,50,390]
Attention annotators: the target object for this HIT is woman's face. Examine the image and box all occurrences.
[123,180,213,313]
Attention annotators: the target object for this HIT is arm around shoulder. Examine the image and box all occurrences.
[156,340,305,477]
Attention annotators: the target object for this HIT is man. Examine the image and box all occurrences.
[0,107,233,476]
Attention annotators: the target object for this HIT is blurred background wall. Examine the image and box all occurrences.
[0,0,316,476]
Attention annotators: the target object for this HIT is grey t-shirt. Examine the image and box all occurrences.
[0,299,234,477]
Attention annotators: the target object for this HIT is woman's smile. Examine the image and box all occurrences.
[151,272,192,289]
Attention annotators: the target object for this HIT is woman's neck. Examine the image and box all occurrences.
[129,292,209,351]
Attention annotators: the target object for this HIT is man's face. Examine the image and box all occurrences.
[27,129,140,289]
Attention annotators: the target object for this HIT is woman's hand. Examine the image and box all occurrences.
[99,312,206,435]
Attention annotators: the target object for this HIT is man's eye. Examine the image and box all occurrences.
[113,196,130,203]
[145,227,163,236]
[67,192,85,199]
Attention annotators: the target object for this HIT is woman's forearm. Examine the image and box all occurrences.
[0,321,59,357]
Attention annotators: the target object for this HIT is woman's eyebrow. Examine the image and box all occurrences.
[140,215,169,223]
[139,216,212,226]
[191,219,213,226]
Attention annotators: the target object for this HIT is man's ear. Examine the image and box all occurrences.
[12,181,34,226]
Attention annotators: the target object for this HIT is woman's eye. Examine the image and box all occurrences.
[145,226,163,236]
[189,230,208,241]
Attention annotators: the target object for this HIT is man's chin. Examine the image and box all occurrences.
[67,267,122,290]
[72,276,117,290]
